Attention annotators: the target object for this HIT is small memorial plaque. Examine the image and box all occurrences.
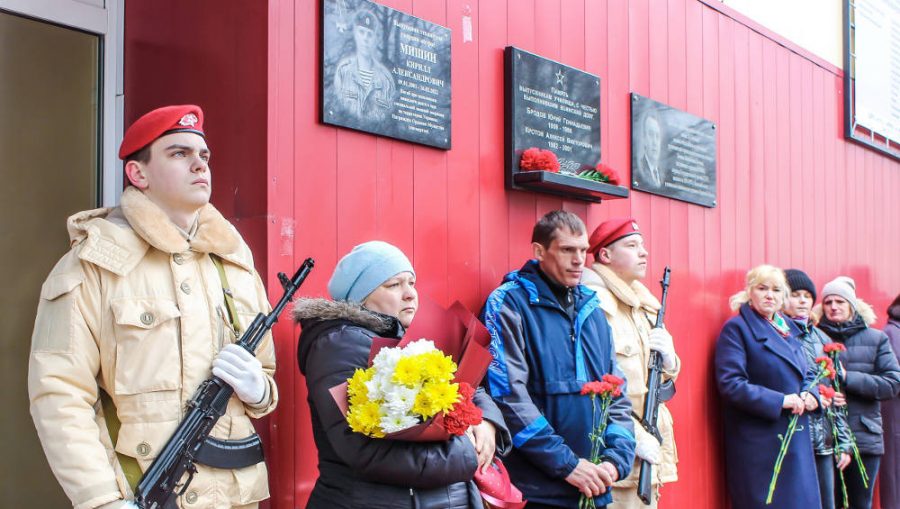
[322,0,451,149]
[505,47,622,202]
[631,94,717,207]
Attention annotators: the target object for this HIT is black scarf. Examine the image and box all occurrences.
[818,313,867,342]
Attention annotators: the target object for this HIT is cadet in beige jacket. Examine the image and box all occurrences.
[28,105,277,509]
[581,218,679,509]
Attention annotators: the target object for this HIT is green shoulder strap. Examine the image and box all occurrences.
[100,389,142,492]
[211,254,242,335]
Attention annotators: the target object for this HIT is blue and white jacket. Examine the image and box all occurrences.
[481,260,636,507]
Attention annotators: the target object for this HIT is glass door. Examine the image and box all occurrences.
[0,1,121,505]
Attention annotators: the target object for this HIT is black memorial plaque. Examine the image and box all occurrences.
[505,47,625,203]
[322,0,451,149]
[505,46,601,176]
[631,94,717,207]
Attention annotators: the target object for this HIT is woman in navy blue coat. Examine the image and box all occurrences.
[715,265,822,509]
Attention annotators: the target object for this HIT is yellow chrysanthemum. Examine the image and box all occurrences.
[420,351,457,383]
[414,381,459,417]
[347,400,384,438]
[347,368,373,406]
[392,356,425,387]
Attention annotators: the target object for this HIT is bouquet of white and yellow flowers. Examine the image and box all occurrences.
[329,298,494,442]
[346,338,482,438]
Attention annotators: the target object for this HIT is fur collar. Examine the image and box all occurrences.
[292,297,398,335]
[811,298,877,326]
[120,186,240,255]
[585,262,660,313]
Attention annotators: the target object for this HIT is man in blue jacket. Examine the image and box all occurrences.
[482,210,636,508]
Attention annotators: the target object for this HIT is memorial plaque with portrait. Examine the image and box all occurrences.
[321,0,451,149]
[631,93,717,207]
[505,46,625,202]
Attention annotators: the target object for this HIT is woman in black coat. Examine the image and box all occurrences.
[815,277,900,509]
[294,241,511,509]
[715,265,821,509]
[881,293,900,509]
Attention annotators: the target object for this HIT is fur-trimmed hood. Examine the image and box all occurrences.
[811,298,877,326]
[292,297,399,336]
[67,187,241,255]
[64,187,251,275]
[583,262,660,315]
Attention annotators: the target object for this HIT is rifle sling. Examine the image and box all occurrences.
[99,389,143,493]
[211,254,242,335]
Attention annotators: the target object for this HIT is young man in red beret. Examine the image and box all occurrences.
[28,105,276,509]
[581,218,680,508]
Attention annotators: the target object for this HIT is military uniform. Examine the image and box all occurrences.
[28,105,277,509]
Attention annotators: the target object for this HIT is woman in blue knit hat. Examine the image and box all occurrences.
[293,241,510,509]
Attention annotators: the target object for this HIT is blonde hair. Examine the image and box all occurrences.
[729,264,788,312]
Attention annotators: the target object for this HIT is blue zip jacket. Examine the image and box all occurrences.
[481,260,636,507]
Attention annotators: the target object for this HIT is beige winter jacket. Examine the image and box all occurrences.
[582,263,679,488]
[28,187,277,509]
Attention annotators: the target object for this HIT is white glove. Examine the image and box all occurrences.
[635,436,662,465]
[648,328,676,371]
[97,501,140,509]
[212,343,267,405]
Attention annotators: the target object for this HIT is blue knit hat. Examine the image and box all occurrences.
[327,241,415,302]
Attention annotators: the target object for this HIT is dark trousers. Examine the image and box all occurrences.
[836,453,881,509]
[816,454,835,509]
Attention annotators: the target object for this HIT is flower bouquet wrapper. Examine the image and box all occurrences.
[330,296,494,442]
[474,459,527,509]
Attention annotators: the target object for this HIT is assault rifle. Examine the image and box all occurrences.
[637,266,675,505]
[134,258,314,509]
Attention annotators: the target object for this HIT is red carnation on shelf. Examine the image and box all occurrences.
[596,163,620,185]
[520,147,560,173]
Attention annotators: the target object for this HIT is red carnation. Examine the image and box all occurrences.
[823,343,847,353]
[580,381,600,395]
[441,382,483,436]
[602,374,625,387]
[520,147,560,173]
[596,163,621,185]
[818,384,836,399]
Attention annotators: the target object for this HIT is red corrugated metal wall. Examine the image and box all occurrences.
[125,0,899,508]
[266,1,900,507]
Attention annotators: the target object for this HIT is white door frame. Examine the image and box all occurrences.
[0,0,124,206]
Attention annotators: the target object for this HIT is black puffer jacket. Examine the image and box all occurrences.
[294,298,512,509]
[794,319,852,455]
[819,314,900,455]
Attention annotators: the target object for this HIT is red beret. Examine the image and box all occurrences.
[118,104,205,159]
[589,217,642,254]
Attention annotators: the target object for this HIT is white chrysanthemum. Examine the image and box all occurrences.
[383,385,418,414]
[372,346,402,370]
[380,412,420,433]
[364,377,386,400]
[402,338,436,356]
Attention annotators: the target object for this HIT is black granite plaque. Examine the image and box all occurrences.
[505,46,601,177]
[322,0,451,149]
[631,94,717,207]
[504,47,623,203]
